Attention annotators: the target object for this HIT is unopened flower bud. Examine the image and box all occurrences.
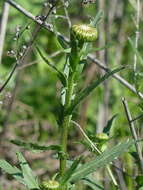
[41,180,60,190]
[96,133,109,141]
[71,24,98,42]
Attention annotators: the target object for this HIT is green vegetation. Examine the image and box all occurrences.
[0,0,143,189]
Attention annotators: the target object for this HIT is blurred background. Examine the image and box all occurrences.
[0,0,143,189]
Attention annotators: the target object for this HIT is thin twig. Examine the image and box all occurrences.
[130,114,143,123]
[113,160,128,190]
[61,0,71,28]
[17,60,38,70]
[54,15,68,20]
[122,97,143,173]
[0,2,10,64]
[88,55,143,99]
[6,0,69,43]
[133,0,140,74]
[6,0,52,31]
[18,50,64,69]
[0,63,18,93]
[71,120,101,154]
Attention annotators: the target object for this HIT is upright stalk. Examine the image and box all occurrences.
[59,31,80,179]
[0,2,10,64]
[122,97,143,172]
[60,71,75,176]
[134,0,140,78]
[59,24,98,189]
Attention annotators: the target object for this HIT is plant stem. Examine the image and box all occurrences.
[106,165,118,186]
[133,0,140,75]
[122,97,143,172]
[60,71,75,177]
[0,2,10,64]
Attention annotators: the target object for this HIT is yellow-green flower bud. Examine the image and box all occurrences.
[96,133,109,152]
[71,24,98,42]
[41,180,60,190]
[96,133,109,141]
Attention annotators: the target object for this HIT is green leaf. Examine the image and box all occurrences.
[11,139,61,152]
[60,157,82,185]
[90,10,104,27]
[0,159,24,184]
[69,139,134,182]
[16,152,39,189]
[36,46,67,86]
[57,35,69,49]
[67,67,125,114]
[81,43,113,58]
[82,177,104,190]
[103,114,118,134]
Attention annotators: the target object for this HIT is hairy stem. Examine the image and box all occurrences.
[60,71,75,178]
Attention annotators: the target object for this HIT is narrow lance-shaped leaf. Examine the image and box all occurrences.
[36,46,67,87]
[60,156,82,185]
[11,139,61,152]
[90,10,104,27]
[0,159,24,185]
[69,139,135,182]
[57,35,69,49]
[16,152,39,189]
[67,67,125,114]
[81,43,113,59]
[82,177,104,190]
[103,114,118,134]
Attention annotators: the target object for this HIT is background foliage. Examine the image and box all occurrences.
[0,0,143,189]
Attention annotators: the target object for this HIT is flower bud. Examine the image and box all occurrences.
[95,133,109,152]
[71,24,98,42]
[41,180,60,190]
[95,133,109,141]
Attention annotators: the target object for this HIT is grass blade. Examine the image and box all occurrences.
[82,177,104,190]
[70,139,134,182]
[90,10,104,27]
[60,157,82,185]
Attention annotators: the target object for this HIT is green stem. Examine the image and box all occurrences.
[60,71,75,177]
[59,34,82,190]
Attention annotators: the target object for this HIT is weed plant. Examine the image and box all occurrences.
[0,0,143,190]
